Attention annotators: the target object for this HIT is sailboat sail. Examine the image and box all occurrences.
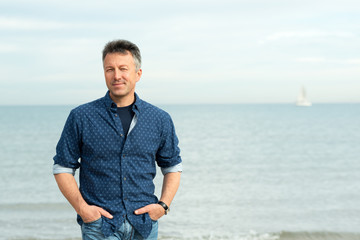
[296,86,312,106]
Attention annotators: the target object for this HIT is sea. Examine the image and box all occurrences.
[0,103,359,240]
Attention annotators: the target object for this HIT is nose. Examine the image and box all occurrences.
[114,69,122,80]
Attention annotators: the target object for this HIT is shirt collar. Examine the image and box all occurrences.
[103,91,143,112]
[133,92,143,112]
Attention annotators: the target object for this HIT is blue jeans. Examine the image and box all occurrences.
[81,218,158,240]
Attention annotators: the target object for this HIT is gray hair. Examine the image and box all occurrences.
[102,39,142,71]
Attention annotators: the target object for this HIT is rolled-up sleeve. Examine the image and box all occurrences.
[156,114,182,169]
[53,110,81,170]
[161,162,183,175]
[53,164,76,175]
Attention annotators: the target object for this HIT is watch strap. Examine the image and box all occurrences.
[158,201,169,215]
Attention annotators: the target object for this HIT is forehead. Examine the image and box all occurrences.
[103,51,135,66]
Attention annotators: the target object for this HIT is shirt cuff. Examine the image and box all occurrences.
[161,162,182,176]
[53,164,76,175]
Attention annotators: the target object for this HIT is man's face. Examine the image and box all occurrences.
[103,52,142,104]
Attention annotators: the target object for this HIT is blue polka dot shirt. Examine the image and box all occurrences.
[53,92,182,238]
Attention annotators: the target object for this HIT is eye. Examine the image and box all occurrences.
[106,68,114,72]
[120,68,128,71]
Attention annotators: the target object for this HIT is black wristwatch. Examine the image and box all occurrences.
[158,201,170,215]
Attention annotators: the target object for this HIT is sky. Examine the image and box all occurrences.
[0,0,359,105]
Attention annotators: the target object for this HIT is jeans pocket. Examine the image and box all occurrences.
[82,217,104,239]
[84,217,102,226]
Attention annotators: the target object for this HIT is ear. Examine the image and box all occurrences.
[136,69,142,82]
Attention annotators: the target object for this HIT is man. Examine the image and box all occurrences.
[53,39,182,240]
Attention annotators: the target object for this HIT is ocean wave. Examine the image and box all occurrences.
[158,230,279,240]
[8,238,80,240]
[279,231,360,240]
[5,230,360,240]
[157,231,360,240]
[0,202,71,211]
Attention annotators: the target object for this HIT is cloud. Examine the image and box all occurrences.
[0,16,74,30]
[0,43,19,52]
[259,31,356,44]
[295,57,360,64]
[295,57,326,63]
[0,16,106,31]
[346,59,360,64]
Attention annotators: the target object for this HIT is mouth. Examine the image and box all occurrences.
[112,81,125,87]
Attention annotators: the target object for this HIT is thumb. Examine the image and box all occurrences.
[134,206,149,215]
[98,207,113,219]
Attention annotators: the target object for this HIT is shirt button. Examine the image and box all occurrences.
[122,154,125,158]
[124,177,127,181]
[120,134,124,137]
[115,114,118,117]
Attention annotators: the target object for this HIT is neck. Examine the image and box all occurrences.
[110,93,135,107]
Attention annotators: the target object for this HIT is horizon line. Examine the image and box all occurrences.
[0,101,359,107]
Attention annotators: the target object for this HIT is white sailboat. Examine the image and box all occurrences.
[296,86,312,106]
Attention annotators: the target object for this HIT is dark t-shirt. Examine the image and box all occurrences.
[116,104,135,136]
